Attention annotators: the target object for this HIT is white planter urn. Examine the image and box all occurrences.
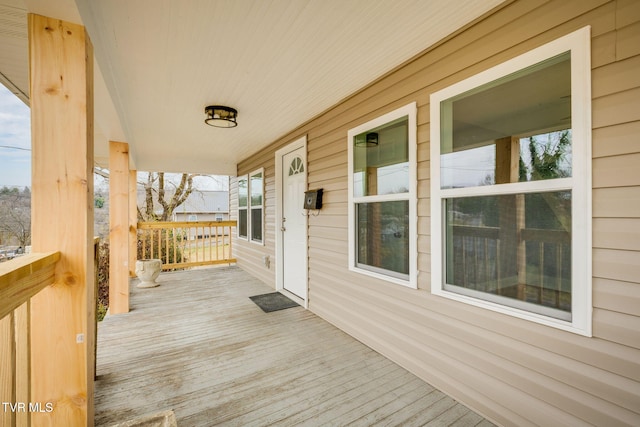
[135,259,162,288]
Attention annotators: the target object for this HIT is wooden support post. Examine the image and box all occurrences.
[495,136,527,299]
[495,137,518,296]
[28,13,95,426]
[366,167,382,267]
[109,141,130,314]
[129,170,138,277]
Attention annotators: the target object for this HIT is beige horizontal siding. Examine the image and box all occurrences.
[617,20,640,59]
[592,54,640,98]
[593,248,640,284]
[593,218,640,251]
[231,0,640,425]
[593,87,640,128]
[593,187,640,218]
[594,278,640,317]
[594,309,640,348]
[593,153,640,188]
[593,121,640,158]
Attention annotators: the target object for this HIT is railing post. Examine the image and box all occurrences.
[14,302,30,427]
[0,312,16,427]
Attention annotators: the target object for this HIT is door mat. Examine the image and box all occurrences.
[249,292,299,313]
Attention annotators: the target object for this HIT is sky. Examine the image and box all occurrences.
[0,85,227,191]
[0,85,31,188]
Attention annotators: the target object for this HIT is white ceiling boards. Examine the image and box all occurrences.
[2,0,503,173]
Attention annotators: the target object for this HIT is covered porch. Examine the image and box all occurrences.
[95,266,493,426]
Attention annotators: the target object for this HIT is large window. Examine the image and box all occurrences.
[348,103,417,287]
[237,170,264,244]
[430,28,592,335]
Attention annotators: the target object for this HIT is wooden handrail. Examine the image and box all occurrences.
[0,252,61,320]
[138,220,237,229]
[137,220,237,271]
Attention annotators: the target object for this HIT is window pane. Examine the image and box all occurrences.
[354,117,409,197]
[441,52,571,189]
[444,191,571,318]
[251,208,262,242]
[441,144,495,189]
[238,178,248,208]
[238,209,247,238]
[251,173,262,206]
[250,172,263,206]
[356,200,409,277]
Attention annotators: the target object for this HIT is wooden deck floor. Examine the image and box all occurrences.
[95,266,495,427]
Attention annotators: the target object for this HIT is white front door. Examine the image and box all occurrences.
[280,145,307,300]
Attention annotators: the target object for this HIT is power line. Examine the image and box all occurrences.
[0,145,30,151]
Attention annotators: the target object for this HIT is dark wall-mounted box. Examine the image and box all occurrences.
[303,189,323,210]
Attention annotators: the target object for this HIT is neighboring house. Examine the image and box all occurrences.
[136,190,229,223]
[173,191,230,240]
[136,189,230,239]
[231,3,640,426]
[172,191,229,223]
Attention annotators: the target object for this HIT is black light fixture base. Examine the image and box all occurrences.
[205,105,238,128]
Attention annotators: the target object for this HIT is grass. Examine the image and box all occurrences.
[181,242,231,263]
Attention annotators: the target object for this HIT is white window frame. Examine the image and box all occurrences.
[347,102,418,288]
[237,175,248,240]
[430,27,592,336]
[249,168,265,245]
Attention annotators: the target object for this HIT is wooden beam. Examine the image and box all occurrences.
[494,137,513,185]
[129,170,138,277]
[109,141,130,314]
[28,13,95,426]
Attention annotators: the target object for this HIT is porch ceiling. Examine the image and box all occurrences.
[2,0,504,175]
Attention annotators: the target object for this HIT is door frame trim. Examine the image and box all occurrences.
[275,135,308,308]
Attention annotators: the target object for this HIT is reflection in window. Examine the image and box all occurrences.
[250,172,263,206]
[445,192,571,319]
[353,117,409,197]
[441,145,495,188]
[238,209,247,238]
[357,201,409,278]
[519,130,572,182]
[251,208,262,242]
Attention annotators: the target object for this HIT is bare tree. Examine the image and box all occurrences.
[93,168,227,223]
[0,187,31,247]
[138,172,196,221]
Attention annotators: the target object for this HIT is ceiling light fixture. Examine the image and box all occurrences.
[204,105,238,128]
